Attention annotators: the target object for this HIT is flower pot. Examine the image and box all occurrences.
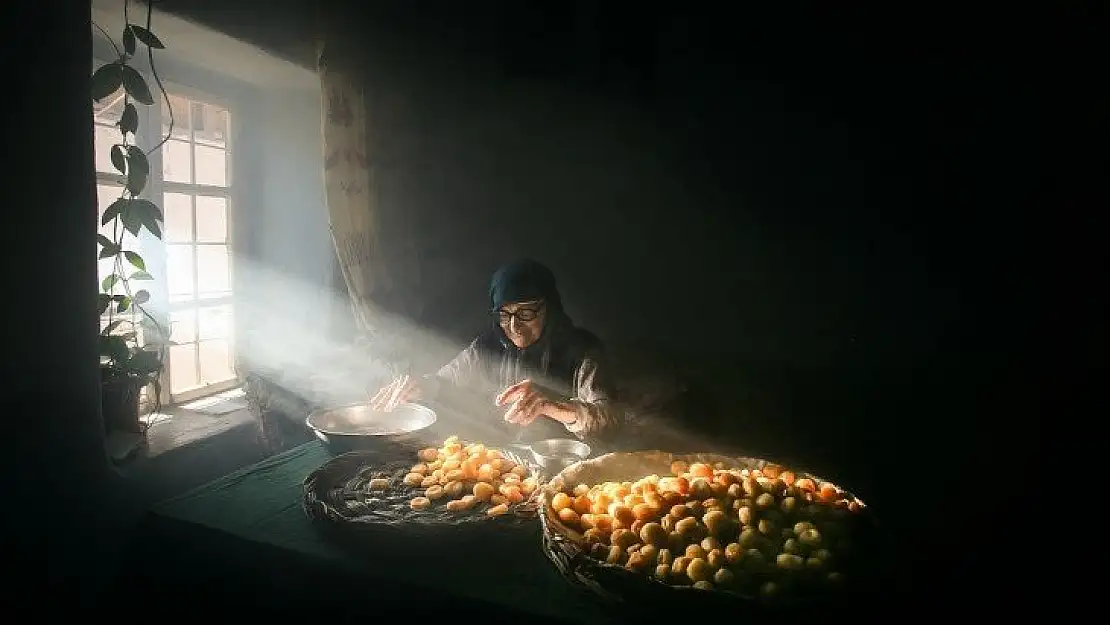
[101,373,145,434]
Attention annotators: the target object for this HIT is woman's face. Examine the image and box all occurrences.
[497,299,546,349]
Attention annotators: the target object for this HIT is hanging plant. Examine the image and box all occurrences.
[90,0,173,429]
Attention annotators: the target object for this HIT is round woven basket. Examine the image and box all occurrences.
[539,450,892,620]
[303,444,541,541]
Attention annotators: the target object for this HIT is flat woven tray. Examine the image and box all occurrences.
[539,450,891,619]
[303,445,541,536]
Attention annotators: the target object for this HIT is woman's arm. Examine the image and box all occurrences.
[546,354,623,440]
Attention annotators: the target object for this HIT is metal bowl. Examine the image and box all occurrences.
[524,438,592,471]
[305,402,437,454]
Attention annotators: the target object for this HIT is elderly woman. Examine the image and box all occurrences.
[370,259,622,442]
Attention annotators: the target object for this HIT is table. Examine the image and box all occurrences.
[113,441,624,624]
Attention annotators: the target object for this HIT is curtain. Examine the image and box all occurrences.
[315,36,441,380]
[316,41,390,338]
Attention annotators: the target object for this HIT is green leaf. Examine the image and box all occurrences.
[98,243,119,258]
[132,199,163,238]
[124,250,145,271]
[102,198,126,225]
[122,26,136,56]
[117,296,132,313]
[98,293,112,315]
[130,270,153,281]
[110,144,126,173]
[90,63,122,101]
[97,234,114,249]
[120,103,138,134]
[133,290,151,304]
[132,198,163,222]
[125,146,149,194]
[121,202,142,236]
[101,274,119,292]
[129,25,165,49]
[120,65,154,105]
[103,319,125,334]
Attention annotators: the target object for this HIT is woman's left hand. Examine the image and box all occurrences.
[495,379,556,426]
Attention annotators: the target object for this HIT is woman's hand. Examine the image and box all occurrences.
[495,379,576,427]
[370,374,421,412]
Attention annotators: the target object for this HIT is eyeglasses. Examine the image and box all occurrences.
[495,304,545,325]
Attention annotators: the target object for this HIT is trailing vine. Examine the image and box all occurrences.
[90,0,173,427]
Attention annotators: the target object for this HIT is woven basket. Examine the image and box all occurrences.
[303,444,542,540]
[539,450,891,619]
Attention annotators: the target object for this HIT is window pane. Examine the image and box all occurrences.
[199,339,235,385]
[163,139,192,183]
[167,245,195,300]
[93,87,126,125]
[196,245,230,295]
[170,310,197,344]
[198,305,233,340]
[194,145,227,187]
[163,192,193,242]
[169,343,199,394]
[195,196,227,242]
[97,184,123,212]
[163,93,192,141]
[94,124,124,174]
[194,102,229,148]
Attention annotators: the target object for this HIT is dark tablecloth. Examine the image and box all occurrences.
[112,441,624,624]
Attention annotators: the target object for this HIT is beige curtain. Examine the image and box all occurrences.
[316,42,389,336]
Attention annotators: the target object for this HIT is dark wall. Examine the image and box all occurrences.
[159,6,985,372]
[348,7,976,365]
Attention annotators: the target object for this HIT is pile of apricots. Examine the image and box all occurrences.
[548,459,867,599]
[369,435,538,518]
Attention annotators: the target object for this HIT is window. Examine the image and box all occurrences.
[93,69,238,405]
[161,93,237,401]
